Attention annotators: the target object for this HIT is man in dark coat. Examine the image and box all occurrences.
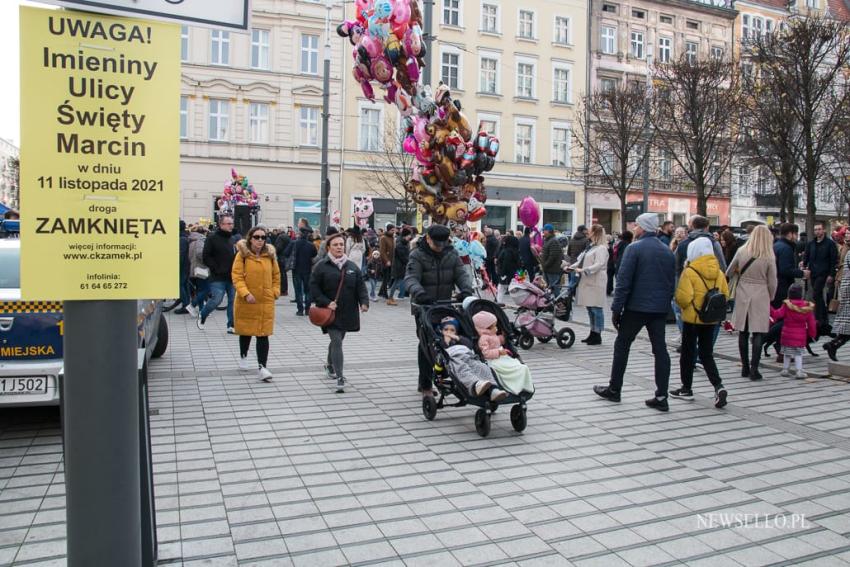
[273,226,291,297]
[519,226,537,279]
[175,220,192,314]
[286,226,318,316]
[198,215,237,331]
[484,226,500,286]
[803,222,838,327]
[594,213,675,412]
[387,228,412,305]
[773,223,804,309]
[378,224,396,298]
[675,215,726,277]
[539,224,564,295]
[405,224,475,395]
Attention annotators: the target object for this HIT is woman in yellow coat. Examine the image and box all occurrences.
[671,238,729,409]
[232,225,281,382]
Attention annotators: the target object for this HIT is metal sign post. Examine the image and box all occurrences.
[63,300,141,567]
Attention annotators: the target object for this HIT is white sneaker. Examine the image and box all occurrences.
[258,367,273,382]
[186,305,198,318]
[196,317,205,330]
[780,369,790,377]
[238,357,251,371]
[490,388,508,403]
[474,381,492,397]
[227,326,235,334]
[795,370,807,379]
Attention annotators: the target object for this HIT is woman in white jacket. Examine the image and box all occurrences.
[570,225,609,345]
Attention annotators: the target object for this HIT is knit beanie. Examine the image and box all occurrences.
[472,311,497,331]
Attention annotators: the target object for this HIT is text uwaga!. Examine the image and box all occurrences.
[45,16,158,157]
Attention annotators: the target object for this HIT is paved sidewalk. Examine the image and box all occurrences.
[3,294,850,566]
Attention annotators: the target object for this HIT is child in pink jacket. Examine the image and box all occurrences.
[472,311,534,397]
[770,284,816,379]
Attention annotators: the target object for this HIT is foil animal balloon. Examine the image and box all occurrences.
[353,196,374,228]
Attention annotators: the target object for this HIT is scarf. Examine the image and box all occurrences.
[331,253,349,269]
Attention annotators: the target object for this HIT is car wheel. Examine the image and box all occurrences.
[151,314,168,359]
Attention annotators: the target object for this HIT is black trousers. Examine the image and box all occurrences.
[609,311,670,398]
[812,275,829,326]
[680,323,723,391]
[415,312,433,391]
[239,335,269,368]
[278,262,288,295]
[379,265,391,297]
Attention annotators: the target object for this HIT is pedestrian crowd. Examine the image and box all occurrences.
[173,210,847,412]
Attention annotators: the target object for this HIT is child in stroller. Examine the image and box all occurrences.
[472,311,534,395]
[437,316,508,403]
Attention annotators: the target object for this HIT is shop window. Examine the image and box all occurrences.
[542,209,573,233]
[484,205,510,233]
[672,213,687,227]
[294,199,321,228]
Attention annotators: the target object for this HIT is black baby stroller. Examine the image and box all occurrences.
[416,299,533,437]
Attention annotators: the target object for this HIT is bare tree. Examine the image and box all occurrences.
[651,54,742,216]
[746,16,850,231]
[575,83,655,232]
[824,98,850,223]
[359,119,417,225]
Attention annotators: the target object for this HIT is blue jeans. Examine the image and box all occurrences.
[388,277,407,300]
[368,277,377,298]
[293,272,311,313]
[191,278,209,310]
[545,272,562,297]
[672,299,683,334]
[200,280,234,327]
[587,306,604,333]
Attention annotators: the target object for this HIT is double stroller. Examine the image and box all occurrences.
[509,279,575,350]
[416,299,533,437]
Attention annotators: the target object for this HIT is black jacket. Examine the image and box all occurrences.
[804,237,838,279]
[309,256,369,333]
[497,236,520,284]
[202,229,236,282]
[774,237,804,306]
[485,234,500,267]
[392,237,411,279]
[404,238,474,303]
[273,233,291,264]
[675,230,726,276]
[519,235,536,271]
[540,234,564,274]
[179,231,190,276]
[286,229,317,275]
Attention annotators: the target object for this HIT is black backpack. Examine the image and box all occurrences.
[688,267,727,323]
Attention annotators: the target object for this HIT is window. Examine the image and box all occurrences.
[766,19,774,33]
[737,165,751,195]
[601,143,614,175]
[208,99,229,141]
[600,78,616,92]
[660,150,672,180]
[181,25,189,62]
[553,67,570,103]
[742,14,751,39]
[542,209,573,232]
[686,20,700,31]
[806,0,817,7]
[517,61,535,98]
[251,29,270,70]
[686,42,698,64]
[660,14,673,24]
[301,34,319,74]
[210,30,230,65]
[481,3,498,32]
[631,9,645,18]
[551,124,570,167]
[479,56,498,94]
[180,96,188,139]
[658,36,672,62]
[515,122,533,163]
[359,106,381,151]
[441,52,460,89]
[554,16,570,44]
[294,200,321,229]
[630,31,644,59]
[443,0,460,26]
[602,3,617,13]
[248,103,269,143]
[477,114,499,136]
[601,26,616,54]
[299,106,318,146]
[518,10,534,38]
[711,46,724,60]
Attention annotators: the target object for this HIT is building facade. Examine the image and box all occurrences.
[0,138,19,212]
[179,0,345,229]
[587,0,737,230]
[337,0,588,234]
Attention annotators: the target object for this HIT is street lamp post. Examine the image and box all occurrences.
[319,0,333,234]
[642,51,654,214]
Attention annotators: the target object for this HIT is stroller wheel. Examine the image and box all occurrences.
[422,395,438,421]
[510,404,527,432]
[556,327,575,349]
[474,409,491,437]
[518,333,535,350]
[537,335,552,343]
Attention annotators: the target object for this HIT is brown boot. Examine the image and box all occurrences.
[386,298,398,306]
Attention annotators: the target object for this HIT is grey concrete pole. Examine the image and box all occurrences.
[63,300,141,567]
[423,0,433,86]
[320,0,332,235]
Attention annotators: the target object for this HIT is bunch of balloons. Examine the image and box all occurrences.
[218,168,259,213]
[518,196,543,251]
[337,0,500,226]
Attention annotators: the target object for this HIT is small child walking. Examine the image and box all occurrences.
[770,284,816,379]
[365,250,382,301]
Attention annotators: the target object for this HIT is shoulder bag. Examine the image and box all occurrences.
[728,256,756,300]
[308,266,346,327]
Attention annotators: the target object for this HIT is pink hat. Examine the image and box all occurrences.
[472,311,497,331]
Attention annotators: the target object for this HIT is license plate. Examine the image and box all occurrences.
[0,377,48,395]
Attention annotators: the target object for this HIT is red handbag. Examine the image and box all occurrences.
[308,266,346,327]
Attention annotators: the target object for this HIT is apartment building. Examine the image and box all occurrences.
[587,0,737,230]
[0,138,19,212]
[179,0,345,228]
[337,0,588,233]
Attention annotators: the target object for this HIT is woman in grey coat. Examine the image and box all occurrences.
[569,225,609,345]
[725,226,777,381]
